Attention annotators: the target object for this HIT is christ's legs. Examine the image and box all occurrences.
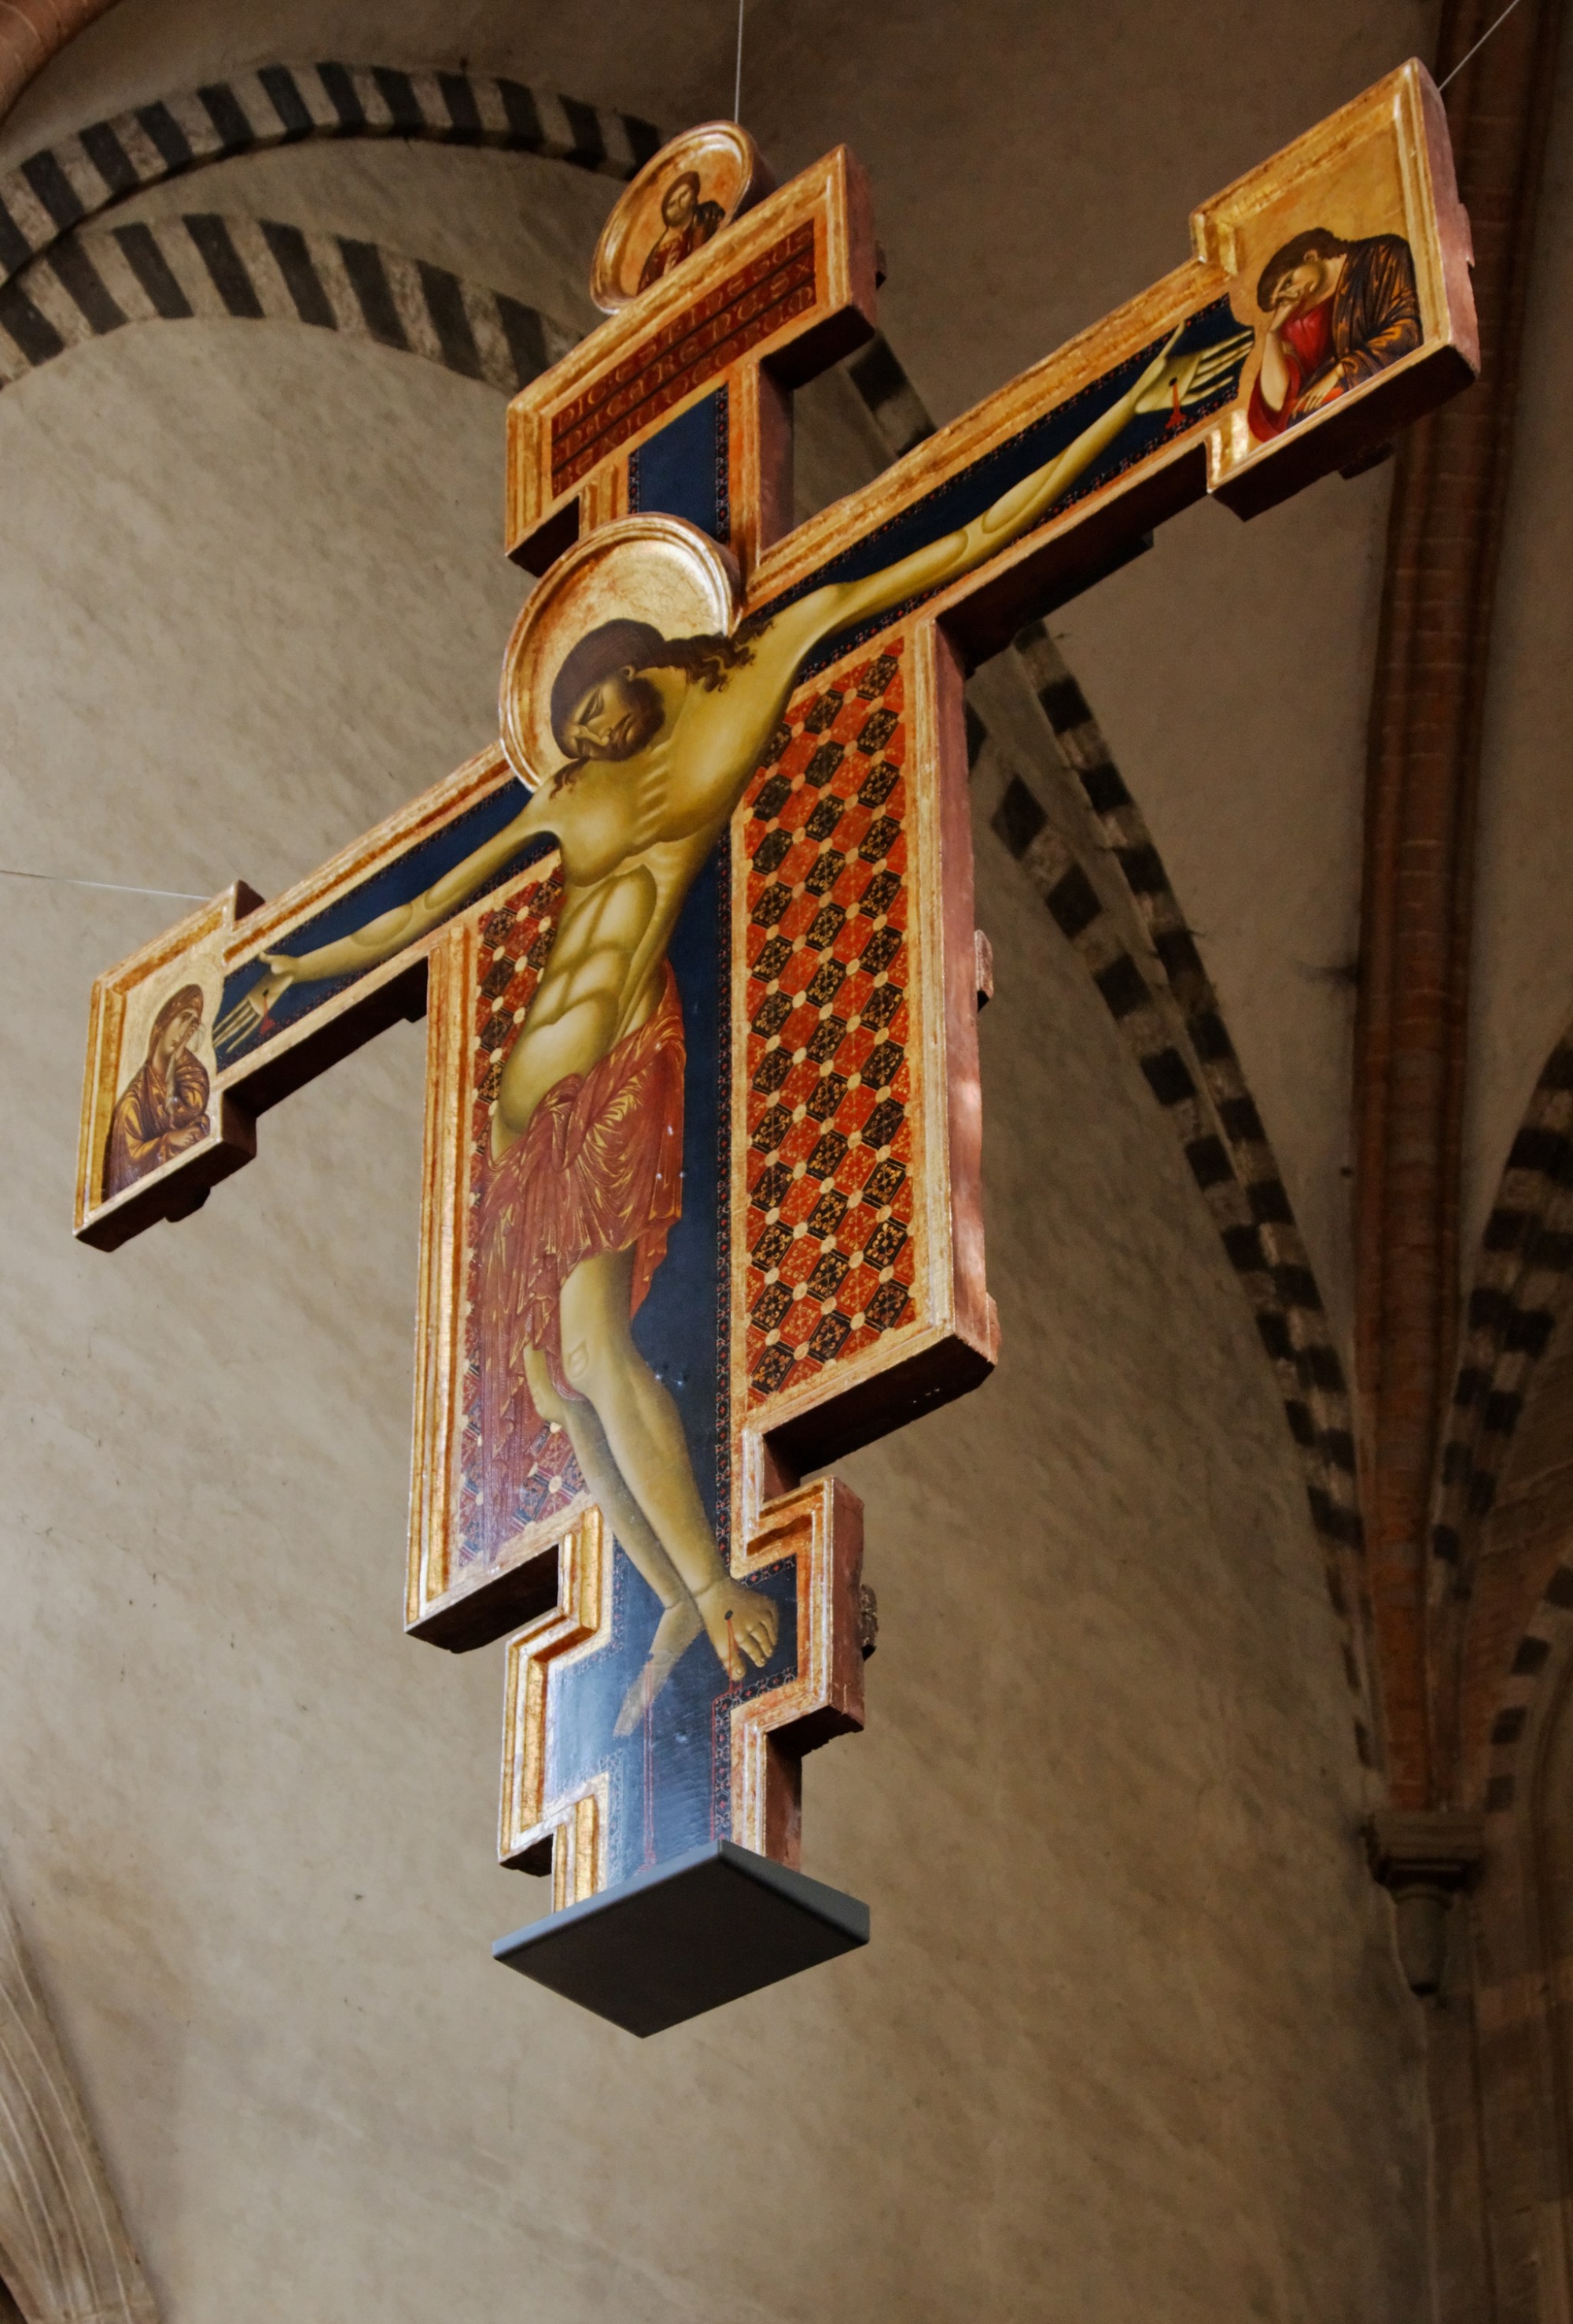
[558,1246,779,1677]
[521,1345,703,1729]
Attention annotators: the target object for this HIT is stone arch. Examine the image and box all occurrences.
[0,1889,157,2324]
[1428,1011,1573,1789]
[980,623,1375,1761]
[1435,1541,1573,2315]
[1411,1038,1573,2315]
[0,209,573,398]
[0,61,655,293]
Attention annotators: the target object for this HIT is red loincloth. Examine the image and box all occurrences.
[473,964,685,1547]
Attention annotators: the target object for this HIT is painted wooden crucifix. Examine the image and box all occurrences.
[77,70,1475,2035]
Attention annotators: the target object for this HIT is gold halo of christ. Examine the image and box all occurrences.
[212,336,1234,1725]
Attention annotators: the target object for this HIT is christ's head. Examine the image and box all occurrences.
[559,662,666,763]
[1258,228,1350,319]
[661,171,702,229]
[548,617,753,784]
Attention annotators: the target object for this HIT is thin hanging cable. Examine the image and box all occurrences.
[734,0,745,121]
[0,865,207,902]
[1439,0,1524,90]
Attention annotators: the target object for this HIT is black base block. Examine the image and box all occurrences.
[492,1840,869,2036]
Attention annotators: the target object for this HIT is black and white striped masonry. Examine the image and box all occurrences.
[0,212,574,395]
[982,647,1375,1767]
[1478,1557,1573,1820]
[1431,1020,1573,1818]
[1432,1023,1573,1587]
[0,62,658,290]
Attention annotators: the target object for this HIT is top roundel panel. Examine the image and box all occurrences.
[590,121,775,312]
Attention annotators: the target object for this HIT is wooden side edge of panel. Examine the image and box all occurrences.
[407,921,472,1630]
[729,1476,865,1868]
[499,1508,609,1909]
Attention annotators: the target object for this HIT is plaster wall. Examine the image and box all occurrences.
[0,7,1436,2318]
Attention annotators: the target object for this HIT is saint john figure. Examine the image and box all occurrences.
[1247,226,1420,440]
[216,321,1246,1732]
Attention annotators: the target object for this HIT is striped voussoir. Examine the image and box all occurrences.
[842,330,934,461]
[0,62,659,289]
[1480,1562,1573,1820]
[1430,1026,1573,1603]
[836,325,1374,1758]
[0,212,576,394]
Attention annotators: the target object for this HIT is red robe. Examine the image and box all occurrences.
[1248,234,1420,441]
[473,965,685,1547]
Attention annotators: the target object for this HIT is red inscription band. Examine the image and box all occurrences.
[549,223,817,493]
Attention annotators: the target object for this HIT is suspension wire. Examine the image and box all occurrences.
[0,865,207,902]
[1439,0,1524,90]
[734,0,745,122]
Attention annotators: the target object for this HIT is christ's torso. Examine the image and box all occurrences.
[490,621,809,1158]
[492,837,698,1153]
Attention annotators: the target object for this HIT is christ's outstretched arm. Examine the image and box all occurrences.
[761,323,1251,675]
[215,788,557,1050]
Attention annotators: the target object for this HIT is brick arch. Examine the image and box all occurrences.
[0,1,122,129]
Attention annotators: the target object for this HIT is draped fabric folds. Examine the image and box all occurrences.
[474,966,686,1547]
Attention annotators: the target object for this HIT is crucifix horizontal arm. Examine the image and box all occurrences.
[76,743,530,1248]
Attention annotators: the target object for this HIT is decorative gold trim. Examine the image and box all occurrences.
[729,1477,865,1865]
[75,743,518,1249]
[499,1506,610,1906]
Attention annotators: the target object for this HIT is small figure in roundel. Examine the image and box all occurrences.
[638,172,726,291]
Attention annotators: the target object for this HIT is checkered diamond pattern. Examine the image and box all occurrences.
[455,861,582,1566]
[741,639,917,1405]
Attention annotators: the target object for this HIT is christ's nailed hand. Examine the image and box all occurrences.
[213,954,298,1052]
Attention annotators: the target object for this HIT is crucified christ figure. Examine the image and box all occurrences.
[216,323,1247,1732]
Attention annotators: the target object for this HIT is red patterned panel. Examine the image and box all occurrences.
[740,640,918,1407]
